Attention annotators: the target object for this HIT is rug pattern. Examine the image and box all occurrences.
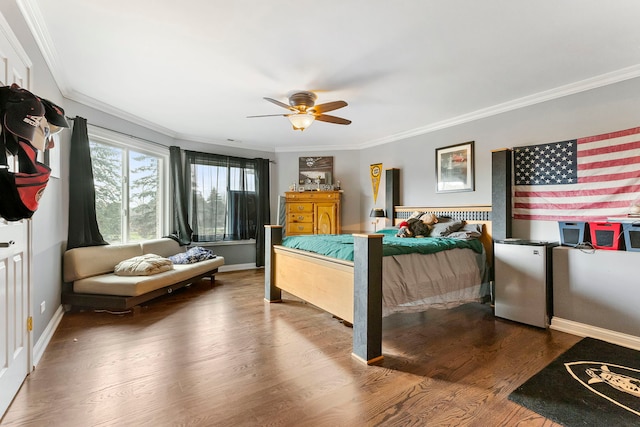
[509,337,640,427]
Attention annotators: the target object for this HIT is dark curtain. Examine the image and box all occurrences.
[169,146,192,245]
[183,151,270,266]
[227,157,254,240]
[66,116,108,250]
[254,158,270,267]
[184,151,230,241]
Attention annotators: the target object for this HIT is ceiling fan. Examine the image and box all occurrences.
[247,91,351,131]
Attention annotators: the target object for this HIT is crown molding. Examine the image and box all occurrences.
[355,64,640,150]
[16,0,66,92]
[0,7,32,68]
[16,0,640,153]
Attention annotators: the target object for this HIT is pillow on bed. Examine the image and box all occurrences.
[168,246,216,264]
[408,210,424,219]
[429,220,465,237]
[114,254,173,276]
[447,223,483,240]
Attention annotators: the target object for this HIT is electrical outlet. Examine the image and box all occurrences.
[40,301,46,314]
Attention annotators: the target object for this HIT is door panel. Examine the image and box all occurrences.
[0,220,29,416]
[316,203,337,234]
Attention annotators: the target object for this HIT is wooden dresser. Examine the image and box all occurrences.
[285,191,341,235]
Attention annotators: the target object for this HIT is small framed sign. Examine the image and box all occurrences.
[299,156,333,185]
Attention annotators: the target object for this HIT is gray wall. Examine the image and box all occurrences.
[4,0,640,347]
[275,77,640,241]
[274,150,360,232]
[0,3,277,344]
[553,247,639,337]
[2,1,69,345]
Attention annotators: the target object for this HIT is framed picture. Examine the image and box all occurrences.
[298,156,333,186]
[436,141,474,193]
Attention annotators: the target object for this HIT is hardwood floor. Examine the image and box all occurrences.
[1,269,581,426]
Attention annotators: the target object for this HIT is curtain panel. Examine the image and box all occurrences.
[182,151,270,266]
[169,146,193,245]
[254,158,270,267]
[67,116,108,250]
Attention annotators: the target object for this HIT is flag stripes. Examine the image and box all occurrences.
[513,126,640,221]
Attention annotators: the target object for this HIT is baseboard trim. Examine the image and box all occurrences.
[219,263,260,272]
[550,317,640,351]
[33,304,64,368]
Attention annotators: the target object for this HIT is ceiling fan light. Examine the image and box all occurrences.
[288,113,315,131]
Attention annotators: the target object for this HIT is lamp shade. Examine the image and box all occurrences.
[370,208,385,218]
[288,113,315,130]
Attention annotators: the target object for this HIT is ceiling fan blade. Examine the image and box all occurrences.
[315,114,351,125]
[264,97,296,111]
[246,114,289,118]
[311,100,347,114]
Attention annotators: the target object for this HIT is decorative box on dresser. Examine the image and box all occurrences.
[285,191,341,235]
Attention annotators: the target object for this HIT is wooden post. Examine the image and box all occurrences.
[264,225,282,302]
[385,168,400,228]
[352,233,384,364]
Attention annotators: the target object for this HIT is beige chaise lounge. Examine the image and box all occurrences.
[62,238,225,311]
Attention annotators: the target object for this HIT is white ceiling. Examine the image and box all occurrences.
[17,0,640,152]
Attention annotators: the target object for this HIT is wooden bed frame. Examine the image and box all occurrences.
[264,205,492,365]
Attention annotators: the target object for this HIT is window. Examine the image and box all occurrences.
[185,151,257,242]
[89,128,168,244]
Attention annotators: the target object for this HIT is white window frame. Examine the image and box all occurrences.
[88,126,170,243]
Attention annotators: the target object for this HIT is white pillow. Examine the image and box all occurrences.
[114,254,173,276]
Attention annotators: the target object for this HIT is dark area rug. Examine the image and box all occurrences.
[509,337,640,427]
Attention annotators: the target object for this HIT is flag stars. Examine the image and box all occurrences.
[514,139,578,186]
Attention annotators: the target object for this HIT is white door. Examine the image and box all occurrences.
[0,219,30,416]
[0,11,34,416]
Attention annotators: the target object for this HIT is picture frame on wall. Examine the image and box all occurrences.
[436,141,474,193]
[298,156,333,185]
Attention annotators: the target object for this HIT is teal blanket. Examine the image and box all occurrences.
[281,233,483,262]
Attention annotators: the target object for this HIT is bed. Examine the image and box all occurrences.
[264,205,492,365]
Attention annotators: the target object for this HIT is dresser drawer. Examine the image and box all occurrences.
[288,212,313,223]
[287,202,313,213]
[287,222,314,234]
[283,191,341,235]
[285,191,341,201]
[309,192,338,200]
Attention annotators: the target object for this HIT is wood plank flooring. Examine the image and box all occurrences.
[1,269,581,426]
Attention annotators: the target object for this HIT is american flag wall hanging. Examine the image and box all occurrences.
[512,126,640,221]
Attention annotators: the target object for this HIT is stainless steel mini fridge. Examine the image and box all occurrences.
[494,239,558,328]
